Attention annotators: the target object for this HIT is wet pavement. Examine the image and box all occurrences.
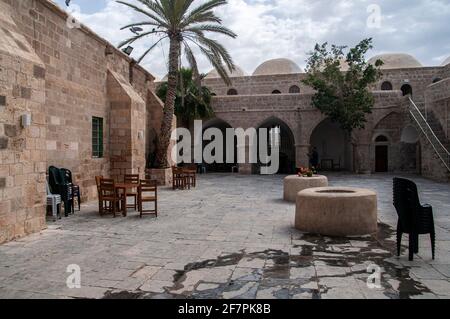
[0,173,449,299]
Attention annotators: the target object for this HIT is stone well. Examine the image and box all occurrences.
[283,175,328,202]
[295,187,378,237]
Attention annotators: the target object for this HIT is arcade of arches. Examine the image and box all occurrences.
[195,114,421,175]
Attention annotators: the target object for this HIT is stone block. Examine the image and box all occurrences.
[21,87,32,99]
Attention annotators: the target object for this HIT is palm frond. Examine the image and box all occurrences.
[119,21,160,30]
[196,44,232,86]
[117,30,160,48]
[116,1,169,28]
[137,36,168,63]
[184,0,227,22]
[195,36,235,72]
[187,24,237,38]
[181,11,222,27]
[183,41,200,86]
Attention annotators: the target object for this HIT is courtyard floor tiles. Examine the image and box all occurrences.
[0,173,449,299]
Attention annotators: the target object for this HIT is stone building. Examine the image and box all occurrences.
[202,55,450,181]
[0,0,167,243]
[1,0,449,246]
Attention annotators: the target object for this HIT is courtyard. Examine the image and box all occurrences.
[0,173,449,299]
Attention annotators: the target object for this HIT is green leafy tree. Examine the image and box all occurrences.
[303,38,383,133]
[117,0,236,168]
[156,68,214,128]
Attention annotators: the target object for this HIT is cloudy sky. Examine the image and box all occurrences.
[54,0,450,79]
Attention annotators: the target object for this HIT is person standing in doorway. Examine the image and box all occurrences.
[309,147,319,168]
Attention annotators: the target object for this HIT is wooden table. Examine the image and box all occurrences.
[115,183,138,216]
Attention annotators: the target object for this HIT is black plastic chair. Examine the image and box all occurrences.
[48,166,73,216]
[61,168,81,212]
[393,178,436,261]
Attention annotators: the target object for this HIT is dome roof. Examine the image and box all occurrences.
[442,56,450,66]
[205,65,246,79]
[253,58,302,76]
[368,53,422,69]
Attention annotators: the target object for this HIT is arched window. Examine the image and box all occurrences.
[375,135,389,143]
[401,84,413,96]
[227,88,238,96]
[432,78,442,84]
[289,85,300,94]
[211,92,217,96]
[272,90,281,94]
[381,81,393,91]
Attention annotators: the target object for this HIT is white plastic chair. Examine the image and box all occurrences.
[46,180,62,221]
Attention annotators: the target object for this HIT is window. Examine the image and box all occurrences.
[227,88,238,96]
[272,90,281,94]
[289,85,300,94]
[381,81,393,91]
[401,84,413,96]
[92,117,104,158]
[432,78,442,84]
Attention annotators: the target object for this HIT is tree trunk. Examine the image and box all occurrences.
[156,38,181,168]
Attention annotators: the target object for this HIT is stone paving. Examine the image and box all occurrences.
[0,173,449,299]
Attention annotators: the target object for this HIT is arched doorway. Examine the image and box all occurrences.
[375,135,389,172]
[401,84,413,96]
[202,118,237,173]
[310,119,351,171]
[253,117,296,174]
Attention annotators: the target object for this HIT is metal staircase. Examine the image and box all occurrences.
[407,97,450,172]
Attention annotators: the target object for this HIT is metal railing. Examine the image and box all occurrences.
[407,97,450,172]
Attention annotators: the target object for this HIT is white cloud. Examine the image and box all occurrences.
[68,0,450,79]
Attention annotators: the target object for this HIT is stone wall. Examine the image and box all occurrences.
[0,0,166,243]
[1,0,164,202]
[202,62,450,180]
[0,1,47,243]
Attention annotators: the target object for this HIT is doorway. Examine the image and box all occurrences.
[375,145,388,172]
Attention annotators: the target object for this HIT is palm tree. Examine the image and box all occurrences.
[117,0,237,168]
[156,68,214,129]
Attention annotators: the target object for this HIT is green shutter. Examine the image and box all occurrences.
[92,117,104,158]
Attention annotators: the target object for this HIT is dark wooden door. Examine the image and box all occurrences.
[375,145,388,172]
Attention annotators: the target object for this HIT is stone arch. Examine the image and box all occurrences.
[372,112,420,173]
[253,116,296,174]
[401,84,413,96]
[374,111,402,136]
[309,118,352,171]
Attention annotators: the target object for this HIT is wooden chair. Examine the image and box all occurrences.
[95,176,103,215]
[172,167,187,190]
[138,179,158,218]
[184,164,197,188]
[99,178,123,218]
[124,174,140,211]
